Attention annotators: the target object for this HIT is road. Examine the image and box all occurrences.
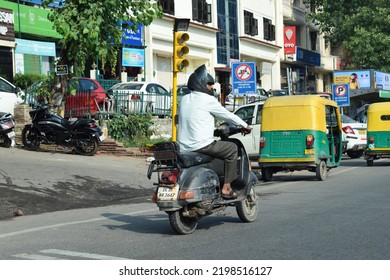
[0,147,156,218]
[0,148,389,261]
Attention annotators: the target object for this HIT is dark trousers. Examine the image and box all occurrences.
[196,140,238,184]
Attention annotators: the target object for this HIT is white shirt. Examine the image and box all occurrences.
[178,90,248,151]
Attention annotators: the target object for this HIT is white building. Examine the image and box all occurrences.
[143,0,282,97]
[130,0,340,97]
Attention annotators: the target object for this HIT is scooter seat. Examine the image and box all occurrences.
[178,151,214,168]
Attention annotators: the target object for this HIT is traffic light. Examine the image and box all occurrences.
[173,31,189,72]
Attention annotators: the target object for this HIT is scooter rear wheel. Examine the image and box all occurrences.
[168,209,198,235]
[236,187,258,222]
[21,126,40,151]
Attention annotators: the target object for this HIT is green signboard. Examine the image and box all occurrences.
[0,0,60,38]
[379,90,390,98]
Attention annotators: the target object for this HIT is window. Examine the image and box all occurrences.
[244,11,258,36]
[158,0,175,15]
[0,78,14,93]
[326,106,338,128]
[263,18,275,41]
[216,0,239,64]
[310,31,318,51]
[192,0,211,23]
[235,105,255,125]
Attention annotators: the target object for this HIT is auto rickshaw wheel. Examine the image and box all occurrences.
[261,167,273,182]
[315,160,328,181]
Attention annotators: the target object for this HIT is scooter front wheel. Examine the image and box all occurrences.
[21,126,40,151]
[168,209,198,235]
[236,187,258,222]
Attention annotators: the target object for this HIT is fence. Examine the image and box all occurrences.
[63,90,172,119]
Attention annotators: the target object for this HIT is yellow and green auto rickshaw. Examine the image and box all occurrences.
[259,95,343,181]
[364,102,390,166]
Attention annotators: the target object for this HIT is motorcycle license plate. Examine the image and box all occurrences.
[157,185,179,201]
[7,131,16,138]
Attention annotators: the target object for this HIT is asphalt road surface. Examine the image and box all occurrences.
[0,147,156,219]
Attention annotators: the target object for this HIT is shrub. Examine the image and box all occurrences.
[13,73,48,90]
[107,114,155,147]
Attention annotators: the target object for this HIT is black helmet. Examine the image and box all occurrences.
[187,64,214,95]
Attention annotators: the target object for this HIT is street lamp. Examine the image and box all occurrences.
[174,18,190,32]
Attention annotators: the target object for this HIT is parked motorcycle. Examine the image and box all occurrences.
[21,103,104,156]
[147,123,259,234]
[0,112,16,148]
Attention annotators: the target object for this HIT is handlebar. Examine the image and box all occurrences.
[214,122,252,139]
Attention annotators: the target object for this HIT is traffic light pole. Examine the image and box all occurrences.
[172,66,178,142]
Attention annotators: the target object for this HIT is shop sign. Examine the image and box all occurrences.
[284,26,296,55]
[15,38,56,57]
[122,48,145,67]
[0,8,15,41]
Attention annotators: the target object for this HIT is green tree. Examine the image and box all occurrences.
[41,0,162,106]
[307,0,390,71]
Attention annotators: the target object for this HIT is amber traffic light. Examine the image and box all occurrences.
[173,32,189,72]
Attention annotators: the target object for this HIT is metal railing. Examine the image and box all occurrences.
[63,90,172,119]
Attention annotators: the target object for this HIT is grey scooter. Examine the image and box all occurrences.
[147,123,259,235]
[0,112,16,148]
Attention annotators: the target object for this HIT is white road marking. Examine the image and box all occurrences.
[12,253,59,260]
[13,249,128,260]
[41,249,128,260]
[0,209,155,239]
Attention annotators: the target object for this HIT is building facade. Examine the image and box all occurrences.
[1,0,340,98]
[146,0,340,97]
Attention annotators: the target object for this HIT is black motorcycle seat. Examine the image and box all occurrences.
[177,151,214,168]
[68,118,92,128]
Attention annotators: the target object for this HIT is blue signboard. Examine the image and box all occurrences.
[295,47,321,66]
[332,83,350,107]
[374,71,390,90]
[25,0,63,7]
[122,24,143,46]
[122,48,144,67]
[231,62,256,95]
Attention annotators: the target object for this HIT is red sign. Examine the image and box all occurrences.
[283,26,296,55]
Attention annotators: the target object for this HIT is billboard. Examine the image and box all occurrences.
[374,71,390,90]
[122,48,144,67]
[333,70,371,89]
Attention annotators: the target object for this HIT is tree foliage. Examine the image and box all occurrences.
[42,0,163,76]
[307,0,390,71]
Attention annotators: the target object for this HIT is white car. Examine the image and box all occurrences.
[225,87,268,112]
[107,82,172,117]
[341,114,367,158]
[0,77,23,115]
[229,100,265,161]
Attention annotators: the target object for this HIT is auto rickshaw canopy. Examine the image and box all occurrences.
[261,95,341,132]
[367,102,390,132]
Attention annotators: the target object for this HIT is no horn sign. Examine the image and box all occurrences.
[332,83,350,106]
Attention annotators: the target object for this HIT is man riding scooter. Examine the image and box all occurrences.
[177,64,252,199]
